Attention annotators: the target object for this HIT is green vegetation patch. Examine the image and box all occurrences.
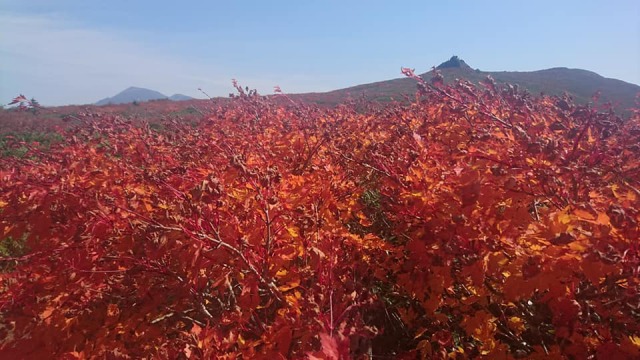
[0,132,64,158]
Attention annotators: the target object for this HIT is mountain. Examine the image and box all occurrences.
[435,55,472,71]
[169,94,194,101]
[291,56,640,114]
[96,87,168,105]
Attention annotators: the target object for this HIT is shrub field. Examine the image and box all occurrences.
[1,76,639,359]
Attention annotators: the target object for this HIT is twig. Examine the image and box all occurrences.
[151,312,175,324]
[335,151,392,178]
[533,199,540,222]
[182,315,206,327]
[152,223,284,303]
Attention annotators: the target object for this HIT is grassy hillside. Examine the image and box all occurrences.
[290,59,639,116]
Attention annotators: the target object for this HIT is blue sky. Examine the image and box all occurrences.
[1,0,639,106]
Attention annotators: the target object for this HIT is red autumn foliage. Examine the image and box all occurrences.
[6,94,41,113]
[1,75,639,359]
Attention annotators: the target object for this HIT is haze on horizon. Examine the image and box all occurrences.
[1,0,639,106]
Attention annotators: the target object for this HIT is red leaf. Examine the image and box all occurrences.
[9,94,27,105]
[274,326,293,355]
[319,333,339,360]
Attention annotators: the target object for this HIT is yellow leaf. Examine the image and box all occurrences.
[611,184,620,198]
[285,293,300,308]
[0,200,7,208]
[509,316,525,332]
[279,278,300,292]
[276,269,287,278]
[558,212,572,224]
[286,227,299,238]
[630,335,640,347]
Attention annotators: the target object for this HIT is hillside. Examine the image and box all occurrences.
[291,56,640,114]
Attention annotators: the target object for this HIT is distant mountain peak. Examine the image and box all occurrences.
[169,94,194,101]
[124,86,148,91]
[96,87,168,106]
[436,56,473,70]
[95,87,195,105]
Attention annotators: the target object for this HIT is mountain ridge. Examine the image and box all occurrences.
[290,56,639,113]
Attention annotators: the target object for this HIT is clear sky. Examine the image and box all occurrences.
[1,0,639,106]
